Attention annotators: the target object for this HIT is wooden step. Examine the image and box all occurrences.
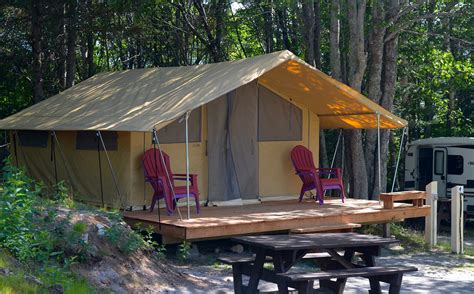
[289,223,361,234]
[379,191,426,209]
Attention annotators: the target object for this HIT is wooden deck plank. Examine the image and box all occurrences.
[122,198,429,243]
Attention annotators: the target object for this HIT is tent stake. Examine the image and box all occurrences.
[391,127,407,192]
[185,111,191,220]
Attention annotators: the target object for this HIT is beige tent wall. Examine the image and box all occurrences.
[129,86,321,205]
[12,131,132,208]
[258,101,320,198]
[129,106,208,207]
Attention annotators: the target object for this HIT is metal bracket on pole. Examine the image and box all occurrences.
[424,181,438,247]
[451,185,464,254]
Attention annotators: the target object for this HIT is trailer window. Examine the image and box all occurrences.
[434,150,444,175]
[447,155,463,175]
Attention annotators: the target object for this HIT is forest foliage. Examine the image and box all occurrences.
[0,0,473,197]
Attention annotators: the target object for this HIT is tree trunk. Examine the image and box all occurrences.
[301,0,315,66]
[57,1,67,90]
[313,0,321,68]
[329,0,342,81]
[378,0,401,196]
[31,0,44,103]
[322,0,344,171]
[347,0,368,199]
[65,0,78,88]
[365,1,385,199]
[262,0,274,53]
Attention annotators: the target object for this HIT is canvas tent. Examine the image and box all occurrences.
[0,50,407,210]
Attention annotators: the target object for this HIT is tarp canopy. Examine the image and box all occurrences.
[0,50,407,131]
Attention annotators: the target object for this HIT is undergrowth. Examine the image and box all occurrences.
[0,158,160,292]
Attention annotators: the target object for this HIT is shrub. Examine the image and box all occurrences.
[0,158,39,261]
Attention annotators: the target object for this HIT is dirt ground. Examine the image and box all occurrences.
[69,210,474,293]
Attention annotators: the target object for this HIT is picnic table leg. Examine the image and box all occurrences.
[247,248,266,294]
[361,254,382,294]
[272,252,290,293]
[232,264,243,294]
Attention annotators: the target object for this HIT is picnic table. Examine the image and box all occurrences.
[221,232,416,294]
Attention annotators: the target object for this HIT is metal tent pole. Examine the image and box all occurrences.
[50,131,58,185]
[330,129,343,169]
[391,127,407,192]
[377,113,382,199]
[51,131,76,193]
[152,128,183,220]
[97,131,123,206]
[96,132,105,208]
[185,111,191,220]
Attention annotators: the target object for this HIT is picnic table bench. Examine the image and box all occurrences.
[220,233,417,294]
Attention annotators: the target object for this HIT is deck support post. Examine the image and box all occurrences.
[451,185,464,254]
[424,181,438,247]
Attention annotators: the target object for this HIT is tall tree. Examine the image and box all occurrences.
[31,0,44,103]
[301,0,316,65]
[65,0,78,88]
[365,1,386,198]
[346,0,368,199]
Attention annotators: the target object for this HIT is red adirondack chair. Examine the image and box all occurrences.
[290,145,346,204]
[142,149,200,214]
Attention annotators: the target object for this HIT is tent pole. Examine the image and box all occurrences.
[51,131,76,193]
[185,111,191,220]
[152,128,183,220]
[330,129,343,169]
[151,132,162,228]
[391,127,407,192]
[377,112,382,200]
[96,131,105,208]
[50,131,58,185]
[12,130,18,167]
[97,131,123,207]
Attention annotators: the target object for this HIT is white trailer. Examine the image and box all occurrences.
[404,137,474,217]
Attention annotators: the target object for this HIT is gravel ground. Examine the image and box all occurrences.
[159,250,474,294]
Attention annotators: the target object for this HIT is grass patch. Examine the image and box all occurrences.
[435,240,474,257]
[0,250,93,294]
[358,223,429,253]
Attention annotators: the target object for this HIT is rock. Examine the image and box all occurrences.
[231,244,244,254]
[0,268,11,276]
[24,274,43,285]
[96,223,106,236]
[189,244,200,258]
[48,284,65,294]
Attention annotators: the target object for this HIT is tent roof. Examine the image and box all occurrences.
[0,50,406,132]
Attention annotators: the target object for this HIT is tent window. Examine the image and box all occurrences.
[17,131,49,148]
[258,86,302,141]
[157,108,202,143]
[76,131,118,151]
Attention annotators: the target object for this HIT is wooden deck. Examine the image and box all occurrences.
[123,198,430,243]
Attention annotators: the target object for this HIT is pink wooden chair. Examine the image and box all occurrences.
[142,149,200,214]
[290,145,346,204]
